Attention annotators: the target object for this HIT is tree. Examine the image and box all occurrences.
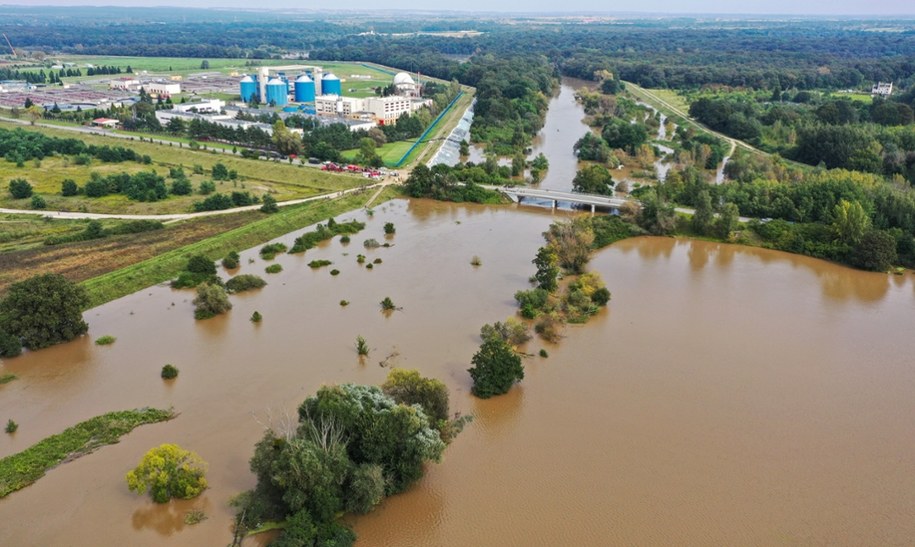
[211,163,229,180]
[260,194,279,213]
[851,230,897,271]
[192,283,231,320]
[9,179,33,199]
[832,199,870,245]
[691,189,714,235]
[61,179,79,196]
[715,202,741,239]
[30,195,46,210]
[544,218,595,274]
[572,164,614,195]
[273,120,302,157]
[126,444,207,503]
[356,137,380,166]
[532,246,559,292]
[468,337,524,398]
[0,273,88,350]
[382,369,449,424]
[602,118,648,153]
[200,60,210,69]
[186,255,216,275]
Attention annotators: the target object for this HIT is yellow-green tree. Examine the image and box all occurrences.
[126,444,207,503]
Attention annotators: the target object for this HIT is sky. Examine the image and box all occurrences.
[6,1,915,16]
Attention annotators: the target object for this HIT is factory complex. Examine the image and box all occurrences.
[237,66,431,127]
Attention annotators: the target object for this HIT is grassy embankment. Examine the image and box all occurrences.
[0,408,174,498]
[0,120,367,214]
[340,90,474,168]
[79,187,399,308]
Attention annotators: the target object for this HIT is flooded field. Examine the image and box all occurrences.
[1,198,914,545]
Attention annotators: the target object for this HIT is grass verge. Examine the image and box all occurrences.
[0,407,174,498]
[80,187,398,308]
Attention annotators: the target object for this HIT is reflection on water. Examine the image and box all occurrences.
[1,200,914,546]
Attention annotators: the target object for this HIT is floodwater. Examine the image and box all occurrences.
[2,199,915,545]
[527,78,591,192]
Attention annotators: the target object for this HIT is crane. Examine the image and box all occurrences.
[2,33,16,59]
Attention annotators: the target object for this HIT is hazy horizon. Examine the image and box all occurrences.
[2,1,915,17]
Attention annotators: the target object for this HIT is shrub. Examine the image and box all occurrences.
[95,335,116,345]
[186,255,216,275]
[539,349,549,358]
[383,222,396,235]
[480,319,531,346]
[363,238,381,249]
[192,283,232,320]
[330,269,340,276]
[470,256,482,266]
[126,444,207,503]
[161,364,179,379]
[61,179,79,196]
[339,300,350,307]
[170,177,193,196]
[265,264,283,274]
[467,338,524,398]
[221,251,240,269]
[225,274,267,293]
[372,258,382,265]
[5,419,18,434]
[380,297,395,311]
[0,330,22,358]
[357,254,366,264]
[514,288,550,319]
[250,311,262,323]
[8,178,33,199]
[365,263,374,270]
[308,260,332,269]
[260,194,279,213]
[171,271,217,289]
[184,510,207,525]
[356,336,369,356]
[340,235,351,244]
[259,242,288,260]
[534,314,563,343]
[198,181,215,195]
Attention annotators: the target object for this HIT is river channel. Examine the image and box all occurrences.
[2,82,915,546]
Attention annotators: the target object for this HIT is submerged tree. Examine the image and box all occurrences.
[126,444,207,503]
[468,337,524,399]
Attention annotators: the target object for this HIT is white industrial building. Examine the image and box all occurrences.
[108,78,181,97]
[314,94,431,125]
[171,99,225,114]
[872,82,893,97]
[393,72,419,97]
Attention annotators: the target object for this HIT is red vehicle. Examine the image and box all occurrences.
[321,162,343,172]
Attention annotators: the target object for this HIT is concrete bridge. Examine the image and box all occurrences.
[483,186,632,213]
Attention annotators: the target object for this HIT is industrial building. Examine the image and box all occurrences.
[108,78,180,97]
[314,94,431,125]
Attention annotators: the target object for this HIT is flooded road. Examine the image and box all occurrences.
[2,198,915,545]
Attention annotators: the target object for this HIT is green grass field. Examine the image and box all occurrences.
[645,88,691,113]
[0,408,173,499]
[0,121,367,214]
[0,214,122,253]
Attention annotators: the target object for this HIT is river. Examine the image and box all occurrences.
[3,80,915,545]
[2,198,915,545]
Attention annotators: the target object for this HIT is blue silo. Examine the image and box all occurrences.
[239,75,258,102]
[322,73,342,96]
[294,74,315,102]
[265,78,288,106]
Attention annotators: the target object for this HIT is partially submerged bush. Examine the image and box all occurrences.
[363,238,381,249]
[221,251,240,269]
[265,264,283,274]
[480,319,531,346]
[356,336,369,356]
[380,297,395,311]
[308,260,333,269]
[95,335,116,346]
[192,283,232,320]
[250,311,262,323]
[126,444,207,503]
[161,364,179,379]
[225,274,267,293]
[259,243,288,260]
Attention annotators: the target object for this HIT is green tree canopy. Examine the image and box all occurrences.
[0,273,88,350]
[126,444,207,503]
[468,337,524,399]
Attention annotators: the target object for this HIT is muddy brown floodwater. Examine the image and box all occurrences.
[2,198,915,546]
